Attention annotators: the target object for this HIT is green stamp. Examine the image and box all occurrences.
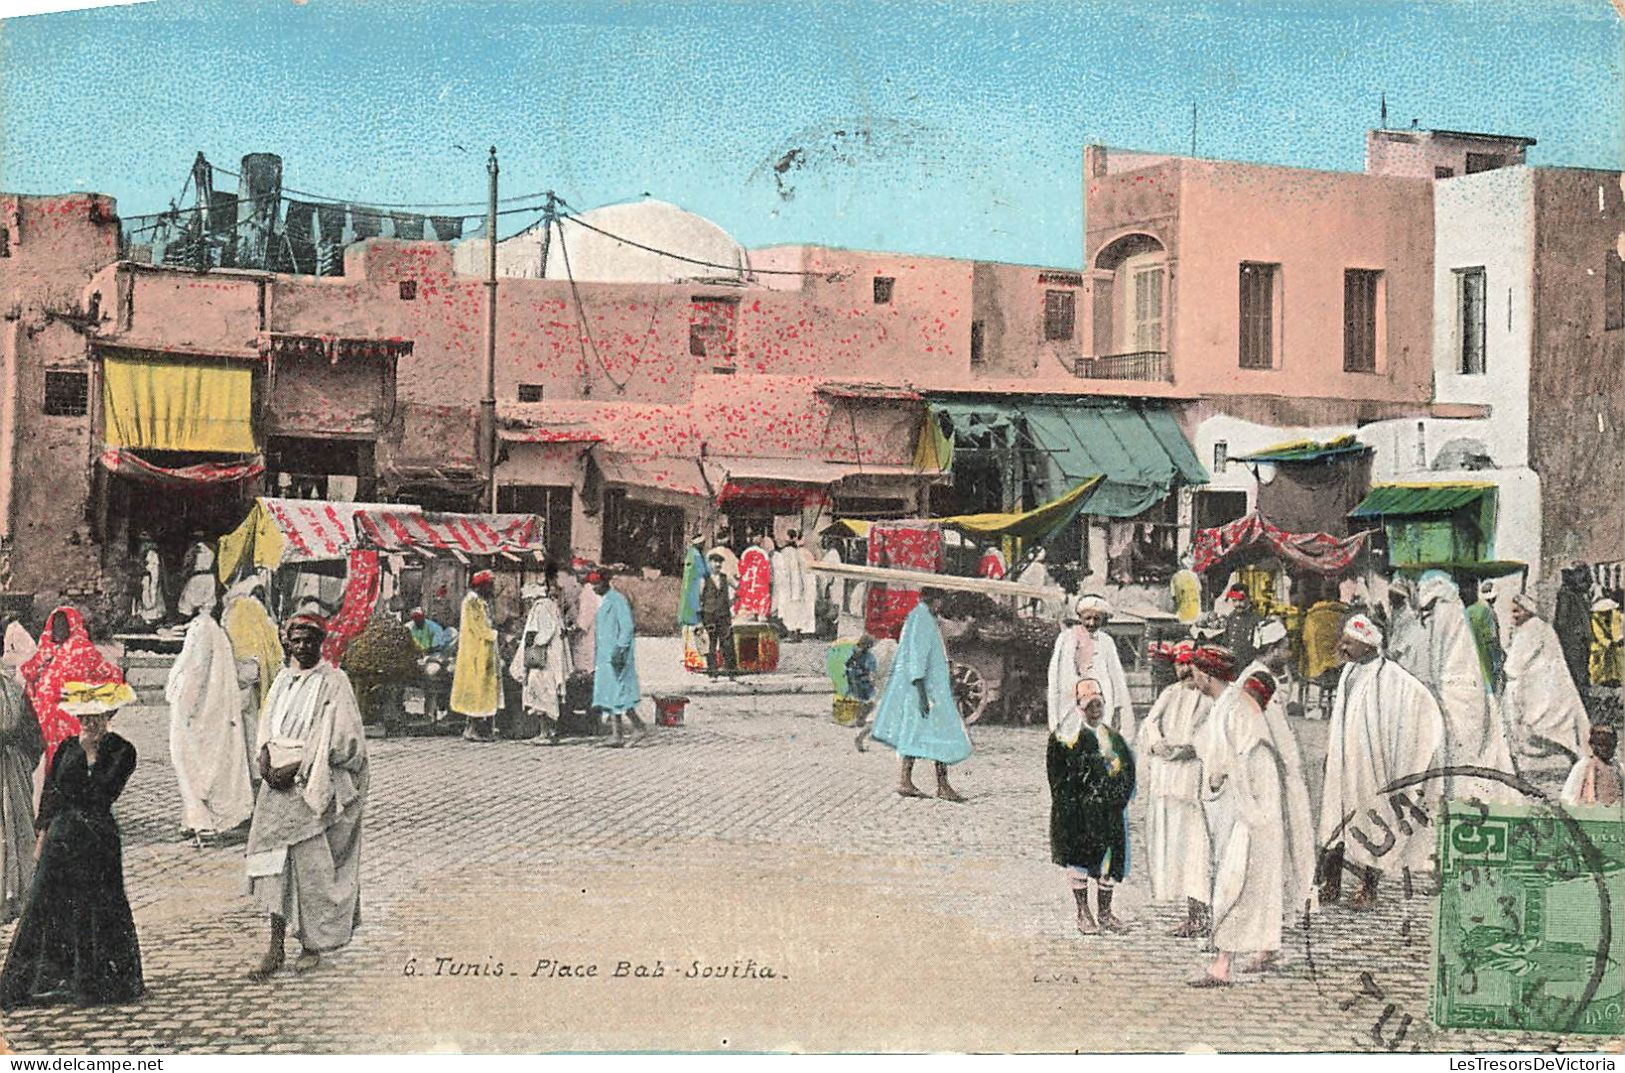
[1433,801,1624,1035]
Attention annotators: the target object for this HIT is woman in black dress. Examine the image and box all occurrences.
[0,681,143,1010]
[1048,677,1136,937]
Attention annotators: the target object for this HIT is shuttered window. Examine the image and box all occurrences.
[1238,262,1277,369]
[1343,269,1381,372]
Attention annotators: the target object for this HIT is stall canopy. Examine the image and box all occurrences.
[716,458,925,509]
[1349,481,1498,565]
[1239,434,1370,464]
[102,354,257,454]
[931,398,1207,517]
[353,510,547,559]
[217,498,395,581]
[825,477,1102,545]
[1192,511,1373,576]
[98,448,263,487]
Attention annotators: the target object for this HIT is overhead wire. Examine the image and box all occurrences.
[552,197,844,281]
[555,214,629,394]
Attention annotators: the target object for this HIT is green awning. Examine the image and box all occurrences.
[1022,401,1209,517]
[929,397,1207,518]
[1349,482,1494,519]
[1239,434,1371,464]
[1390,560,1528,580]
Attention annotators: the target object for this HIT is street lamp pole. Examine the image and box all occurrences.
[483,147,499,513]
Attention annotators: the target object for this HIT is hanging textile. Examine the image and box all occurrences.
[1191,511,1371,576]
[315,203,348,244]
[101,356,257,454]
[321,550,382,666]
[99,448,263,487]
[912,407,953,473]
[284,200,316,243]
[349,205,382,240]
[863,523,943,641]
[430,216,465,241]
[391,213,425,241]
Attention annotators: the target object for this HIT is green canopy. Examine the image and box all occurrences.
[1240,434,1371,464]
[1021,401,1209,517]
[929,397,1207,518]
[1350,482,1494,518]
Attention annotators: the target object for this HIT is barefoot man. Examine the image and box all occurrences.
[869,593,969,801]
[245,613,368,979]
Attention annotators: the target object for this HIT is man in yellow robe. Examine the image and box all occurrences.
[223,576,284,723]
[452,571,501,742]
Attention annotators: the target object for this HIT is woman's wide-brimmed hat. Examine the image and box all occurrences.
[60,680,137,716]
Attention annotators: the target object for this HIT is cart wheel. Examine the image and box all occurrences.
[950,661,989,724]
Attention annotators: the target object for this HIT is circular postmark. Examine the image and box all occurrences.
[1302,764,1615,1050]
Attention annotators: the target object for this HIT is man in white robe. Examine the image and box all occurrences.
[1018,549,1065,617]
[1134,640,1213,937]
[1503,592,1590,779]
[1186,645,1289,987]
[772,530,817,637]
[511,574,573,745]
[246,614,368,979]
[1047,595,1135,740]
[165,582,254,839]
[1416,570,1516,803]
[1316,614,1445,911]
[1238,619,1316,926]
[1385,579,1429,680]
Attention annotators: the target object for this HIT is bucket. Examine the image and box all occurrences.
[832,696,866,727]
[653,695,688,727]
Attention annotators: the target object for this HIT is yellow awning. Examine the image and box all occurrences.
[103,356,256,454]
[825,477,1103,545]
[936,476,1103,540]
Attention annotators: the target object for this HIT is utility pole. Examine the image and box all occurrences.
[483,147,500,513]
[537,191,558,278]
[192,151,208,273]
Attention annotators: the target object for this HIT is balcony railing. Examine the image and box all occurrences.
[1074,351,1172,382]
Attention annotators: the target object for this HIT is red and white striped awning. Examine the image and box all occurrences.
[353,510,546,560]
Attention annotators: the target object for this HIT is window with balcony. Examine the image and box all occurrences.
[1130,263,1164,352]
[1456,267,1487,374]
[1343,269,1382,373]
[1043,289,1076,341]
[1238,262,1278,370]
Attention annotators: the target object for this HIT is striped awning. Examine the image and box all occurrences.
[353,510,546,558]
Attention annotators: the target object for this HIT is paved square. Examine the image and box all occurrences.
[0,693,1602,1053]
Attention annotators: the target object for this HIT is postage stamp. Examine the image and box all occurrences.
[1433,800,1622,1036]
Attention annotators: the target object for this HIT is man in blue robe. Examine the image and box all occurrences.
[870,593,971,801]
[590,571,646,748]
[677,535,708,671]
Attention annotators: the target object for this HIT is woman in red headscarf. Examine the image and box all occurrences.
[19,608,124,769]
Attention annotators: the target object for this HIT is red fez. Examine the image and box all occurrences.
[1172,640,1196,664]
[410,609,426,622]
[1191,645,1237,681]
[1226,587,1248,600]
[584,571,604,584]
[1147,641,1173,662]
[285,612,328,636]
[471,570,494,588]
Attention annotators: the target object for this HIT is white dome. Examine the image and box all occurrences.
[454,198,749,284]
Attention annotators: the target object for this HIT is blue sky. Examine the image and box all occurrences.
[1,0,1619,267]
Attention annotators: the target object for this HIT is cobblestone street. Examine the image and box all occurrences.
[0,688,1603,1054]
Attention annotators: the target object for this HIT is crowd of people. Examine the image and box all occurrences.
[836,565,1618,989]
[0,522,1614,1011]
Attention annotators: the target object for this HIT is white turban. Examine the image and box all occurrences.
[1511,592,1537,615]
[1416,570,1458,609]
[1343,613,1383,648]
[1252,618,1288,649]
[1076,594,1111,615]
